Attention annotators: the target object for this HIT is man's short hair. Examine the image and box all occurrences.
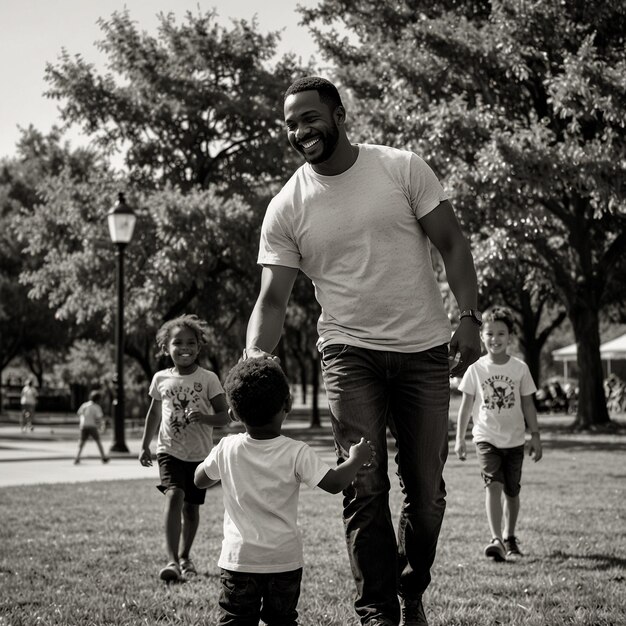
[284,76,343,112]
[482,306,515,333]
[224,359,290,427]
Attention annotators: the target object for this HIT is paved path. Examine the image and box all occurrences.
[0,413,337,488]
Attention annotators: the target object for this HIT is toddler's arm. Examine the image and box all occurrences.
[186,393,229,426]
[317,437,374,494]
[194,460,218,488]
[521,394,542,462]
[138,399,162,467]
[455,392,474,461]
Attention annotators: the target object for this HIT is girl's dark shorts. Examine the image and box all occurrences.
[475,442,524,497]
[156,453,206,505]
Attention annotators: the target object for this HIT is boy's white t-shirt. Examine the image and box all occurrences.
[458,355,537,448]
[203,433,331,573]
[149,366,224,462]
[77,400,103,429]
[258,143,451,353]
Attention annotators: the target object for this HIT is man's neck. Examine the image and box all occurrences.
[311,141,359,176]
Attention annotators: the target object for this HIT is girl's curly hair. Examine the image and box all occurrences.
[155,314,211,357]
[482,306,515,333]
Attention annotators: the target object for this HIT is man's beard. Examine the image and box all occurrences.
[301,124,339,164]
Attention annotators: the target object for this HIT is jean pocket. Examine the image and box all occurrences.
[320,344,349,369]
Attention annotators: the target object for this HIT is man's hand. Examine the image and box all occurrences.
[242,346,278,361]
[138,448,153,467]
[449,319,481,378]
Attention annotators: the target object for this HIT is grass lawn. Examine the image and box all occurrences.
[1,424,625,625]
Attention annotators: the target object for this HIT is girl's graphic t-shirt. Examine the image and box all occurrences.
[149,366,224,461]
[458,355,537,448]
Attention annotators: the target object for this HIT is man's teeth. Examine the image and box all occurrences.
[302,138,319,149]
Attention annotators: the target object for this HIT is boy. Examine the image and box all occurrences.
[455,306,542,561]
[74,390,109,464]
[195,358,373,625]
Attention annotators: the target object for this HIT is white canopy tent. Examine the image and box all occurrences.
[552,333,626,379]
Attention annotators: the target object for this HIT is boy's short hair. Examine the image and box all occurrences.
[89,390,101,402]
[284,76,343,111]
[224,359,290,427]
[482,306,515,333]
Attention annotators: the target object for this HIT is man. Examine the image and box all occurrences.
[245,76,481,626]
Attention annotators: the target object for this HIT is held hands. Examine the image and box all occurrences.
[349,437,375,467]
[454,439,467,461]
[529,434,543,462]
[242,346,278,362]
[449,319,481,378]
[138,448,153,467]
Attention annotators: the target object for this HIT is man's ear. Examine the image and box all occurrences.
[333,105,346,126]
[284,393,293,414]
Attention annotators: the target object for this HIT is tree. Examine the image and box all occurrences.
[44,9,311,194]
[301,0,626,429]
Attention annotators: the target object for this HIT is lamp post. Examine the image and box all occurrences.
[107,192,136,453]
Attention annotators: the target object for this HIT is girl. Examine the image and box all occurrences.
[139,314,229,582]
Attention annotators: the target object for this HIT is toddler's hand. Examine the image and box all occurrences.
[349,437,374,467]
[454,439,467,461]
[138,448,152,467]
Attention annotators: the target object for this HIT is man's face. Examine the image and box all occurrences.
[284,90,340,164]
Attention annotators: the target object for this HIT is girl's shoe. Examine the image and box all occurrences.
[504,535,523,556]
[159,561,181,582]
[484,538,507,561]
[180,558,197,579]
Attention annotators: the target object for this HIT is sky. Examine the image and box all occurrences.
[0,0,321,159]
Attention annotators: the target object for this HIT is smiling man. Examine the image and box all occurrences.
[244,76,481,626]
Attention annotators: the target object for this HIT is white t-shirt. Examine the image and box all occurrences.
[149,367,224,462]
[203,433,331,573]
[458,355,538,448]
[77,400,103,429]
[258,143,451,353]
[20,385,38,406]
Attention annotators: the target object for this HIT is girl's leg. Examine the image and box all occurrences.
[485,482,504,539]
[93,432,109,462]
[180,502,200,560]
[164,488,184,564]
[504,493,520,538]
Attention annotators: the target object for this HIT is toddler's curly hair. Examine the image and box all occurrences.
[224,359,290,427]
[155,314,210,357]
[482,306,515,333]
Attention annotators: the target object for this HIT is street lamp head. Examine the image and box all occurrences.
[107,192,137,244]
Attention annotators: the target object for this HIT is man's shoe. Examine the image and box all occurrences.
[400,595,428,625]
[484,538,507,562]
[504,535,523,557]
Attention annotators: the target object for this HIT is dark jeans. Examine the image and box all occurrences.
[321,344,450,625]
[218,567,302,626]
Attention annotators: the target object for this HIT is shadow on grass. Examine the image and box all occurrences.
[549,550,626,571]
[541,439,626,452]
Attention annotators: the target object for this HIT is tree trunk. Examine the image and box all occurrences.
[309,353,321,428]
[570,305,610,429]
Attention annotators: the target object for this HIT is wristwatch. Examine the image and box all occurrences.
[459,309,483,326]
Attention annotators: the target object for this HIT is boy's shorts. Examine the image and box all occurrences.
[475,442,524,497]
[79,425,101,443]
[156,453,206,505]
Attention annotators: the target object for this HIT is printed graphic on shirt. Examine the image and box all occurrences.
[163,382,204,438]
[481,375,515,413]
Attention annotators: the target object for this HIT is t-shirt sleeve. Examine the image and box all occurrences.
[203,442,221,480]
[294,443,332,488]
[148,373,161,401]
[520,363,538,396]
[408,153,448,220]
[257,194,301,268]
[457,365,476,395]
[205,371,225,400]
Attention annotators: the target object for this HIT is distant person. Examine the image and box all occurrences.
[455,307,543,561]
[139,314,229,583]
[73,390,109,464]
[195,358,373,626]
[245,75,481,625]
[20,379,38,432]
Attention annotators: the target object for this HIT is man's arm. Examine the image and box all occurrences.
[245,264,299,358]
[419,200,481,377]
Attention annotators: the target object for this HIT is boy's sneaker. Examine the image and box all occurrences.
[159,561,181,582]
[180,558,197,580]
[484,538,507,561]
[400,595,428,625]
[504,536,523,557]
